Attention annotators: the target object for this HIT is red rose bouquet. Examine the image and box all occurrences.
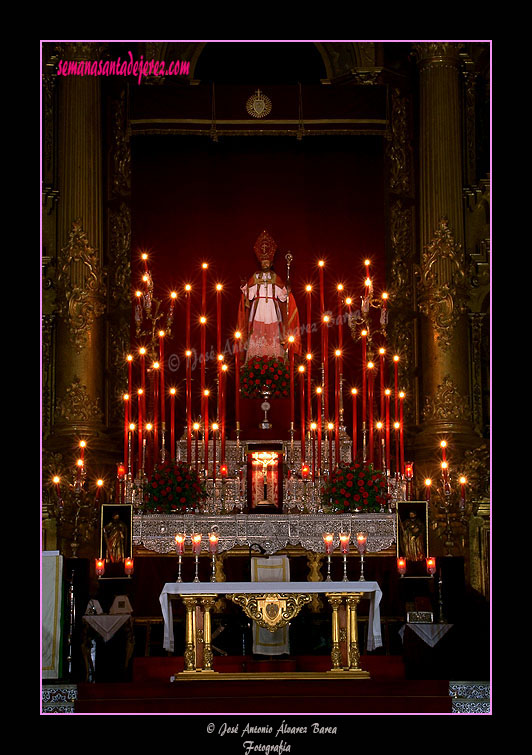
[144,460,207,513]
[321,462,388,513]
[240,355,290,398]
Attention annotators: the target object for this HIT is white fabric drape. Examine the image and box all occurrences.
[42,552,63,679]
[251,556,290,656]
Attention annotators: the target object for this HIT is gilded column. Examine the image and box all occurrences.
[49,42,110,460]
[412,43,479,467]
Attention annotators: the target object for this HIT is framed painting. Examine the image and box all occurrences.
[100,504,133,563]
[396,501,429,563]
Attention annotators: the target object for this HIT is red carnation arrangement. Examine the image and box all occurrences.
[143,460,207,513]
[240,355,289,399]
[321,462,388,513]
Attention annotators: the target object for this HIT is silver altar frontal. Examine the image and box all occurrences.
[133,512,396,555]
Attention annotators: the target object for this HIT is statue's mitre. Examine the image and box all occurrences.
[254,229,277,265]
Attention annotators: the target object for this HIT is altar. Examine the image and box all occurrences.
[159,580,382,679]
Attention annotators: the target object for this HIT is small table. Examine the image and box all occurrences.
[159,581,382,678]
[81,615,135,682]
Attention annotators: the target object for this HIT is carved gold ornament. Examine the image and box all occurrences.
[415,218,469,352]
[54,376,103,425]
[246,89,272,119]
[228,593,311,631]
[422,374,471,423]
[56,220,106,353]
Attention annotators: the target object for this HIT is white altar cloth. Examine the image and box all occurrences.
[159,580,382,654]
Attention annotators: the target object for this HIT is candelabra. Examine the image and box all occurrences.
[428,479,472,557]
[49,466,101,558]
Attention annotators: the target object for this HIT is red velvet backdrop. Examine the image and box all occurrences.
[130,135,385,447]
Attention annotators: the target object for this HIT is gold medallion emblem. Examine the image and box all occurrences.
[246,89,272,119]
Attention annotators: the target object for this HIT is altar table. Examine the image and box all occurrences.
[159,580,382,677]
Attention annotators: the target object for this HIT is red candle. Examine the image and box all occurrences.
[52,475,61,501]
[185,283,192,351]
[221,363,227,464]
[152,362,159,465]
[186,350,192,464]
[385,388,391,472]
[322,314,330,423]
[123,394,129,468]
[175,533,186,554]
[200,315,207,421]
[351,388,358,463]
[379,347,386,419]
[425,478,432,502]
[298,365,306,463]
[334,350,341,467]
[305,284,312,353]
[323,532,334,555]
[212,422,218,483]
[289,336,295,430]
[394,421,400,478]
[201,261,208,311]
[139,347,147,419]
[208,532,219,554]
[127,354,133,400]
[216,282,223,355]
[192,533,202,556]
[310,422,317,481]
[377,422,385,470]
[305,285,313,422]
[459,476,467,507]
[128,423,135,479]
[318,260,325,314]
[158,332,166,435]
[336,284,344,364]
[316,386,323,475]
[137,389,143,475]
[327,422,334,474]
[193,422,200,472]
[393,355,400,420]
[170,388,176,460]
[234,330,242,416]
[367,362,375,464]
[361,330,367,424]
[203,390,209,475]
[145,423,153,477]
[399,391,405,475]
[141,251,149,273]
[397,557,407,576]
[306,352,312,426]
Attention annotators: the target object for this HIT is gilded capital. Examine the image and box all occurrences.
[412,42,464,69]
[54,42,108,61]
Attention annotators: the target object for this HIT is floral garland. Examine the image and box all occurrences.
[144,460,207,513]
[240,355,290,398]
[321,462,388,513]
